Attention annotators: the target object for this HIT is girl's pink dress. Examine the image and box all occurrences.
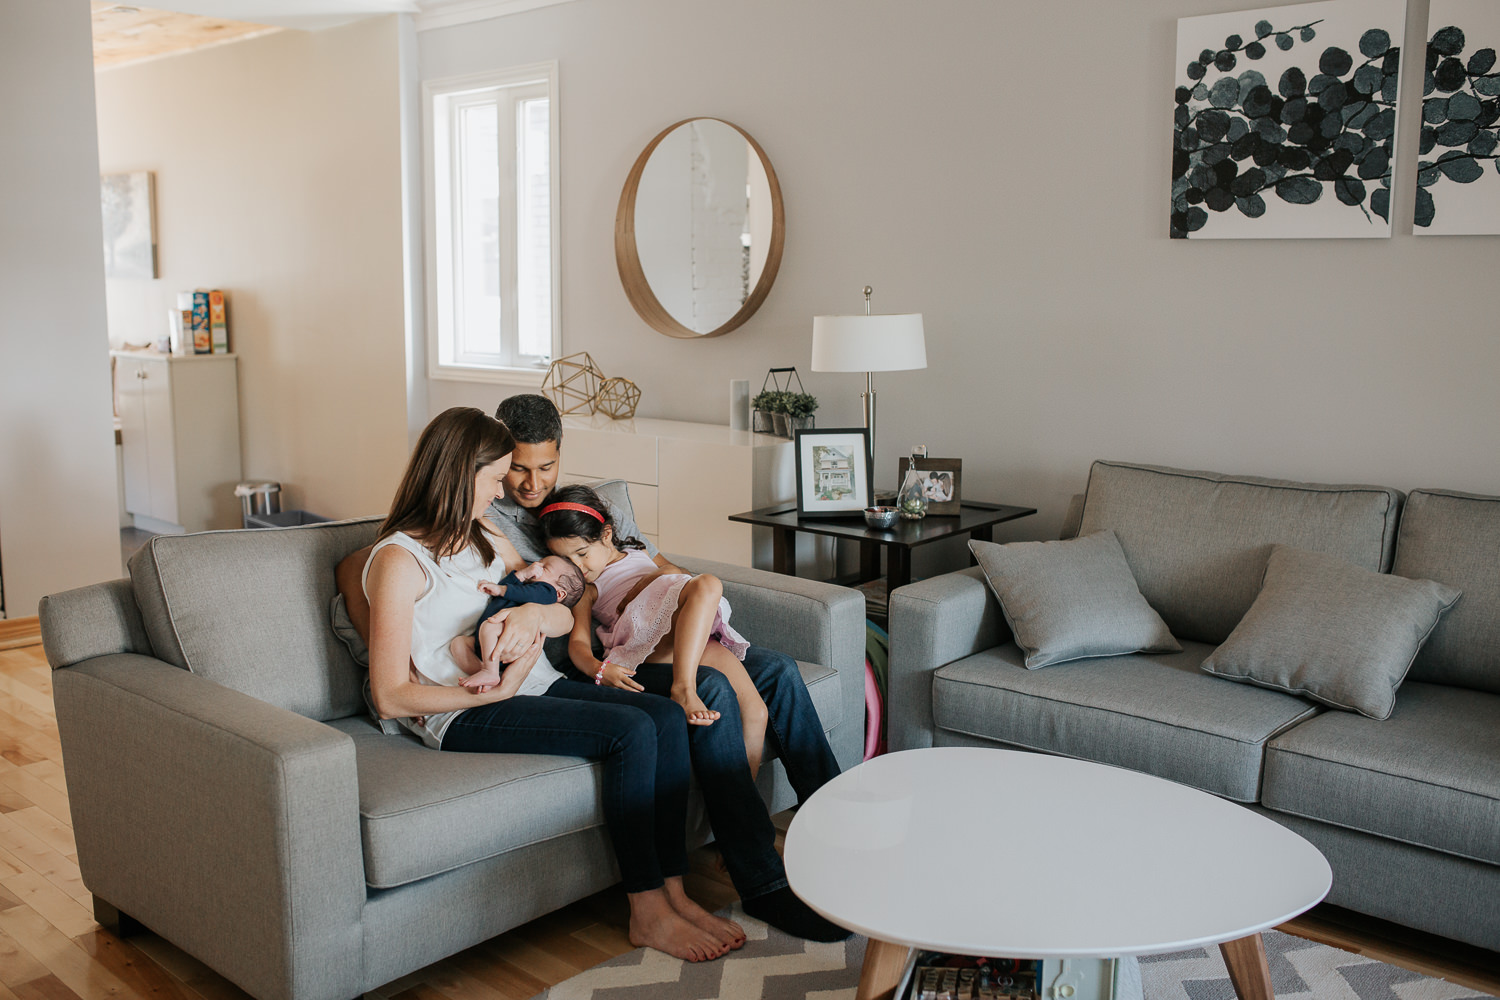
[592,549,749,670]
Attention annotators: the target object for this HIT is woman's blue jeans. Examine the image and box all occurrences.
[439,678,691,894]
[630,644,842,900]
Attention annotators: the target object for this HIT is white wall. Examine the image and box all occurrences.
[421,0,1500,556]
[0,0,123,615]
[96,16,411,520]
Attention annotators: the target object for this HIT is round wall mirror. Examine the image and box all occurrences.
[616,118,785,339]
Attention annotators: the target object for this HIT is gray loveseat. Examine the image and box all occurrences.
[40,517,866,1000]
[888,460,1500,951]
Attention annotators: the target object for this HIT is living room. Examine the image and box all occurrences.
[1,0,1497,997]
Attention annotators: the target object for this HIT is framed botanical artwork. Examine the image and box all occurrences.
[1171,0,1407,239]
[100,171,158,279]
[794,427,871,519]
[1414,0,1500,235]
[898,456,963,516]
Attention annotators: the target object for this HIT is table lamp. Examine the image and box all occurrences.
[811,286,927,486]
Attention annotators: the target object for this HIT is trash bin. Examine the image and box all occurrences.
[235,481,281,527]
[245,510,333,529]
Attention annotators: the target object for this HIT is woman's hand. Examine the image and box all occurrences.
[482,603,546,662]
[596,660,645,692]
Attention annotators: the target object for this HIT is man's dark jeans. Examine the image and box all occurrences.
[631,644,842,899]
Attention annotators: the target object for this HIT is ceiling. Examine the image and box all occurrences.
[91,0,419,69]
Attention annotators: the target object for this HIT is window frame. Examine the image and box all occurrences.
[423,61,560,385]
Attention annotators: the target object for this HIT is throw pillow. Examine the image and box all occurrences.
[331,593,404,735]
[1200,545,1462,720]
[969,530,1181,669]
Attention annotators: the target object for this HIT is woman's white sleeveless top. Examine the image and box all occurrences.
[362,531,563,747]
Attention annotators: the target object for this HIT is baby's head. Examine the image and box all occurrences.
[527,555,586,608]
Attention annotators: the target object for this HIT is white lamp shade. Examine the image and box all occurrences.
[811,314,927,373]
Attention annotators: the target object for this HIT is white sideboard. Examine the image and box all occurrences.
[113,351,243,533]
[557,414,794,568]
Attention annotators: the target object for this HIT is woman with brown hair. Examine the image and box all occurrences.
[363,406,743,962]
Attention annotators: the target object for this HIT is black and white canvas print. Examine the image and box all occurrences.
[1173,0,1407,238]
[1415,0,1500,235]
[100,172,157,279]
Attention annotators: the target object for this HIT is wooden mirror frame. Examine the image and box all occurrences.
[615,118,785,339]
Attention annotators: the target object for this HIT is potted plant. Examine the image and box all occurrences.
[784,392,818,434]
[752,389,788,435]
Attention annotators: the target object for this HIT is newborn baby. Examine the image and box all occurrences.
[449,555,586,690]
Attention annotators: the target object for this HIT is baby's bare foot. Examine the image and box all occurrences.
[665,881,744,950]
[461,666,502,689]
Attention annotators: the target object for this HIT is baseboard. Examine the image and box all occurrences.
[0,616,42,650]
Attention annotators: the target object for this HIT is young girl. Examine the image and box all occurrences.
[540,485,770,778]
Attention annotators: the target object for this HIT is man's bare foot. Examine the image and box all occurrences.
[664,877,744,950]
[672,687,720,726]
[627,890,727,962]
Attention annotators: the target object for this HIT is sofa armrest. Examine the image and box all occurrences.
[887,566,1010,751]
[53,654,364,1000]
[670,554,867,771]
[38,579,151,668]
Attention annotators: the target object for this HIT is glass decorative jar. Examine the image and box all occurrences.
[897,462,929,520]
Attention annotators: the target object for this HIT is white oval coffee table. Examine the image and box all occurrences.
[785,747,1331,1000]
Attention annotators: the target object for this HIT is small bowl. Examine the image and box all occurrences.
[864,506,899,530]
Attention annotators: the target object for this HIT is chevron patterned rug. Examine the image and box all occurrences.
[525,910,1492,1000]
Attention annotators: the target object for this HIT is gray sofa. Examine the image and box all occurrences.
[888,460,1500,952]
[39,517,866,1000]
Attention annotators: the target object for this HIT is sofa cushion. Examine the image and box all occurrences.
[930,641,1318,801]
[969,531,1179,668]
[1392,489,1500,695]
[130,518,382,722]
[1077,461,1402,644]
[330,716,608,889]
[1263,682,1500,865]
[334,656,842,888]
[1202,546,1461,720]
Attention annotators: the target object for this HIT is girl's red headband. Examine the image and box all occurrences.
[539,501,604,523]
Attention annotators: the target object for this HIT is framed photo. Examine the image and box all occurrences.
[898,456,962,516]
[794,427,872,519]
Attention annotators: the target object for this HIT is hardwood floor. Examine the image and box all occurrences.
[0,622,1495,999]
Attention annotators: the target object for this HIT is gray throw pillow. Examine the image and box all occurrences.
[1201,545,1462,720]
[331,592,404,735]
[969,530,1181,669]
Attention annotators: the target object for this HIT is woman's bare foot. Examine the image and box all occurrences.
[671,686,720,726]
[627,889,728,962]
[664,877,745,950]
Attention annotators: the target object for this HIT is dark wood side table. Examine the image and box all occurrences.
[728,501,1037,597]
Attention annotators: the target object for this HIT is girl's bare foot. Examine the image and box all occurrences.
[664,878,745,950]
[672,687,720,726]
[628,890,727,962]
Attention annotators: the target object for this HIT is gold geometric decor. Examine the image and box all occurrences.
[541,352,605,415]
[595,377,642,419]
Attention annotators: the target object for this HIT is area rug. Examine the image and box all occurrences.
[526,906,1492,1000]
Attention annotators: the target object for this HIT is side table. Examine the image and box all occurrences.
[727,500,1036,597]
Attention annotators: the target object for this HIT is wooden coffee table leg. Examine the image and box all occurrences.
[1220,934,1274,1000]
[858,938,913,1000]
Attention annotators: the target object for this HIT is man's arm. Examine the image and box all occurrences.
[336,545,375,643]
[653,552,687,575]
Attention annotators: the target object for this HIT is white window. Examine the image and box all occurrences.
[426,63,559,382]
